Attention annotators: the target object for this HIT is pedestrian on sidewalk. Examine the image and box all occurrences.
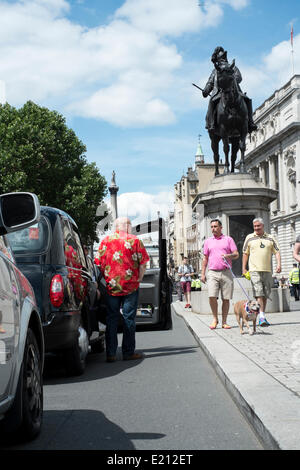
[95,217,149,362]
[201,219,239,330]
[242,217,281,327]
[289,263,300,301]
[178,257,194,308]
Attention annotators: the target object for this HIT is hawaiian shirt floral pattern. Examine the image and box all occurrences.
[95,231,149,296]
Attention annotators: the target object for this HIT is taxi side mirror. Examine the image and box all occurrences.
[0,192,40,235]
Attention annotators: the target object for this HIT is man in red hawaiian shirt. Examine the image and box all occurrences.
[96,217,149,362]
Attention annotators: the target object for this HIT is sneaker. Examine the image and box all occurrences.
[259,318,270,327]
[184,304,189,308]
[186,304,192,309]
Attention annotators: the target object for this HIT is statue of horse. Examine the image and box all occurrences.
[209,61,249,176]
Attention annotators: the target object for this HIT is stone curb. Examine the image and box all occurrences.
[172,302,300,450]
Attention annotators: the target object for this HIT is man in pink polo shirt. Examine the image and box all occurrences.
[201,219,239,330]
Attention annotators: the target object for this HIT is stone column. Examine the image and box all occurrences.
[268,155,278,213]
[278,148,285,214]
[109,171,119,221]
[259,163,266,185]
[258,163,263,182]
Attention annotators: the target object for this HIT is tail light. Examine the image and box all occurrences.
[50,274,64,308]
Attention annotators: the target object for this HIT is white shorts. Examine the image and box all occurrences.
[207,269,234,300]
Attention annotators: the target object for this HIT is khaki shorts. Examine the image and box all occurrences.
[207,269,233,300]
[250,271,273,299]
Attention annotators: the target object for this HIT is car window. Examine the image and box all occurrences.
[61,217,79,268]
[7,216,50,255]
[71,226,87,269]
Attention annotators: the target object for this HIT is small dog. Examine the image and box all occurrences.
[234,299,260,335]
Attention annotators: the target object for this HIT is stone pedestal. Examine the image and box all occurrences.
[191,282,291,314]
[195,172,278,230]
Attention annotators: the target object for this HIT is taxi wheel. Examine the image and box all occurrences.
[0,328,43,441]
[21,328,43,439]
[64,324,89,376]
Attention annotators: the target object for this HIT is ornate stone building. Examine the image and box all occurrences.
[244,74,300,276]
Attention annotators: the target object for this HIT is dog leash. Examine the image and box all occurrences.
[223,257,251,301]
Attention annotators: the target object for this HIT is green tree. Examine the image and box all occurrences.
[0,101,107,243]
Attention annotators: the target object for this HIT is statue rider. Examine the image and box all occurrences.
[202,46,257,133]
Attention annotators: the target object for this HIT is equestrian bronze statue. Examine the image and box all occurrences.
[199,47,257,176]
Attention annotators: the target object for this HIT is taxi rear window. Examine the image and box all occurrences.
[8,216,50,255]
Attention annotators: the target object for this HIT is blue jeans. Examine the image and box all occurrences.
[105,289,139,357]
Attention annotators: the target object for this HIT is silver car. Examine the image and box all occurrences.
[0,192,44,441]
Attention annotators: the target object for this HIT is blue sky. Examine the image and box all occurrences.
[0,0,299,223]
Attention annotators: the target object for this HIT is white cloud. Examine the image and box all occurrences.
[263,34,300,78]
[116,190,174,226]
[70,83,176,127]
[0,0,250,127]
[237,33,300,105]
[96,190,173,245]
[115,0,215,37]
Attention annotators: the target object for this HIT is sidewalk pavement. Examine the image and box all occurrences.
[172,301,300,450]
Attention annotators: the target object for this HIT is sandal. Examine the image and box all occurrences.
[222,324,231,329]
[209,320,218,330]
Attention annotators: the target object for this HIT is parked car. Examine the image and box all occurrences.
[132,218,172,329]
[0,192,44,441]
[7,206,105,376]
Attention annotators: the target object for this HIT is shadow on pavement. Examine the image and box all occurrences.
[1,409,165,450]
[43,343,198,385]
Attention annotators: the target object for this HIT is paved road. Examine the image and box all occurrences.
[3,309,263,450]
